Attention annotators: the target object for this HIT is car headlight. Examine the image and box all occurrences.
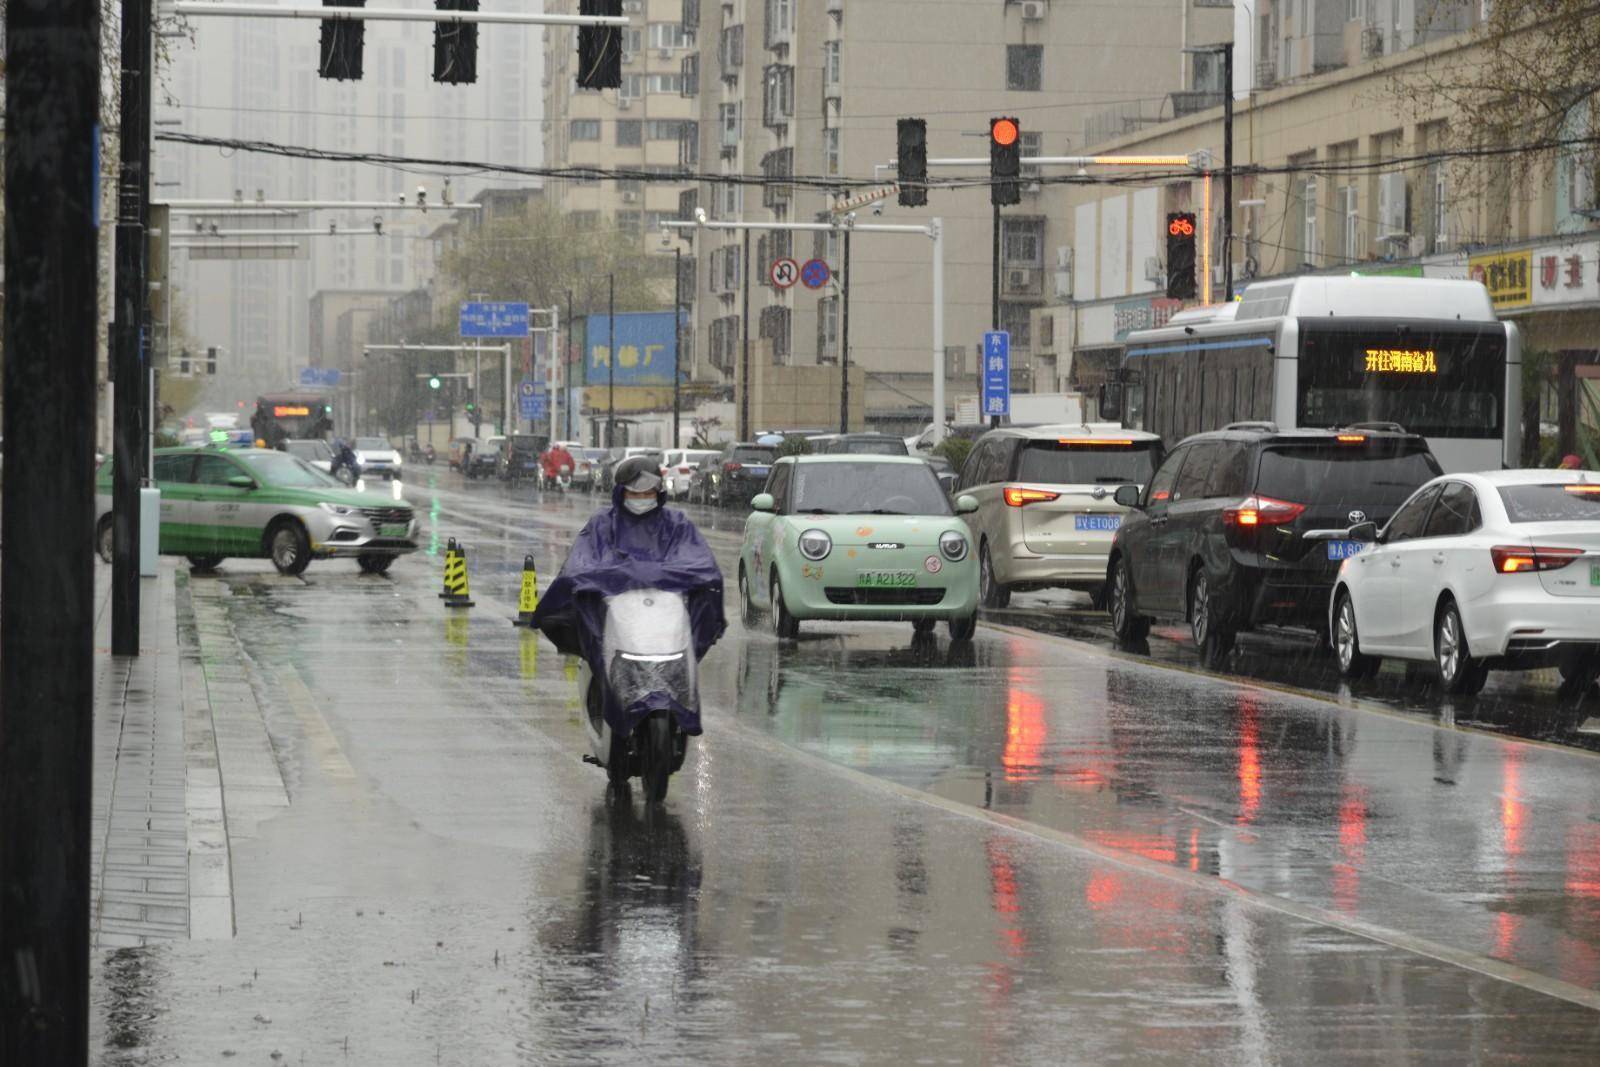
[798,529,832,561]
[393,455,402,466]
[939,530,968,561]
[320,502,357,517]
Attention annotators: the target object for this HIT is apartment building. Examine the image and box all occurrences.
[677,0,1230,424]
[1049,18,1600,394]
[542,0,700,243]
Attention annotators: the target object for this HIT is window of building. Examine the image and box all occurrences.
[648,23,690,50]
[759,305,791,362]
[616,210,642,236]
[623,27,642,62]
[823,40,841,87]
[817,295,839,362]
[719,103,740,148]
[1430,163,1450,252]
[823,128,840,176]
[1006,44,1042,91]
[621,73,644,100]
[1019,131,1042,178]
[763,65,794,128]
[647,73,684,94]
[569,119,600,141]
[646,119,686,141]
[719,182,743,218]
[616,119,642,147]
[571,211,600,230]
[1340,185,1359,263]
[678,121,700,168]
[1003,217,1044,268]
[1000,302,1032,349]
[761,147,793,208]
[681,53,700,96]
[764,0,794,48]
[1299,176,1318,265]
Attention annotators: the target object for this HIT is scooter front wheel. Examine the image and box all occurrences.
[641,712,674,803]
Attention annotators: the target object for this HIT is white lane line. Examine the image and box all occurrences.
[721,712,1600,1014]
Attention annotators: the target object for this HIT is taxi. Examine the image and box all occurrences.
[94,446,419,575]
[738,455,980,640]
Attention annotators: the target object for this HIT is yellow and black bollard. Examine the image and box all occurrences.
[438,537,458,599]
[443,541,475,608]
[512,554,539,627]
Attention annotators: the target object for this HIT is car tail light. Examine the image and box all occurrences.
[1004,486,1060,507]
[1491,545,1584,573]
[724,461,742,472]
[1336,434,1366,444]
[1057,438,1134,447]
[679,465,692,473]
[1223,495,1305,527]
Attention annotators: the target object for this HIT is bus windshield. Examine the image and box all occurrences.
[1296,324,1505,439]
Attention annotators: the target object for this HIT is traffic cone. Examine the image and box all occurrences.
[512,554,539,627]
[443,541,475,608]
[437,537,458,599]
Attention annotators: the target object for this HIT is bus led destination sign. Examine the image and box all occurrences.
[274,404,312,417]
[1364,348,1437,374]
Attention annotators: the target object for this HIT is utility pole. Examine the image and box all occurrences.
[1222,42,1235,302]
[2,1,102,1060]
[840,228,852,434]
[740,227,752,441]
[672,244,683,449]
[607,273,615,448]
[112,0,153,656]
[566,288,575,441]
[990,202,1001,430]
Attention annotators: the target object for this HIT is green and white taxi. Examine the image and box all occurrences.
[738,455,981,640]
[95,446,419,576]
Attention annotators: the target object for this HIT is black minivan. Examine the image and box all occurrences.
[1106,423,1443,667]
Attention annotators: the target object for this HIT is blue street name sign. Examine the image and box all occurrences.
[982,331,1010,418]
[460,301,531,338]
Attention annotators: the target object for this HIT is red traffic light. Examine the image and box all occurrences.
[991,117,1019,147]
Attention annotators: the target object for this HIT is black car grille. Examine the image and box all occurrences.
[360,506,412,527]
[824,588,945,606]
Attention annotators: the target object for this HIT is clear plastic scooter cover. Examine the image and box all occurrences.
[602,590,698,716]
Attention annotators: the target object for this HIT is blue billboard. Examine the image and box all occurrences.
[584,311,678,387]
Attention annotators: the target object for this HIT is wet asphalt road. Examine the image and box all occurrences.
[94,468,1600,1063]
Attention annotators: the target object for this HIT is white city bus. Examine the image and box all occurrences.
[1108,276,1521,473]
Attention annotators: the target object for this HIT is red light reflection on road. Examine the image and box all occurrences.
[1501,750,1525,861]
[1002,677,1046,784]
[985,837,1027,960]
[1236,696,1261,825]
[1333,785,1367,915]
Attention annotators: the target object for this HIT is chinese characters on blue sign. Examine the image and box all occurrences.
[519,379,547,420]
[982,331,1010,418]
[584,311,678,387]
[459,301,531,338]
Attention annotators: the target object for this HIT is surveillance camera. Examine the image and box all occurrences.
[694,206,708,224]
[372,215,384,234]
[871,203,883,217]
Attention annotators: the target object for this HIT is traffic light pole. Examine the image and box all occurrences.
[2,2,103,1058]
[665,212,948,444]
[840,229,851,434]
[990,203,1001,430]
[607,273,616,448]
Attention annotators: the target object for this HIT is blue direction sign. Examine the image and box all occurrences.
[982,331,1010,418]
[520,381,547,420]
[297,366,341,388]
[460,301,531,338]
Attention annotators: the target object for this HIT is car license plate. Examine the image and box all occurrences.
[379,523,408,538]
[1075,514,1121,532]
[746,466,769,478]
[1326,540,1367,561]
[857,570,916,588]
[1591,563,1600,587]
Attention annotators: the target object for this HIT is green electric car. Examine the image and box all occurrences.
[738,454,981,641]
[95,446,419,576]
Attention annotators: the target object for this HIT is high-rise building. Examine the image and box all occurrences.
[678,0,1231,424]
[541,0,700,242]
[159,13,544,394]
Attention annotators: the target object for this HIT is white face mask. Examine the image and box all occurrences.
[623,496,659,516]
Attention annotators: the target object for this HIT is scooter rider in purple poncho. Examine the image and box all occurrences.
[530,455,727,737]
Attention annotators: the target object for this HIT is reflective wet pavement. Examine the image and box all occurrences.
[92,469,1600,1062]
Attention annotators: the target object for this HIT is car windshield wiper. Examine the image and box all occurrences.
[853,508,912,515]
[795,507,840,514]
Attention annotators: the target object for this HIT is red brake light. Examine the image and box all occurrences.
[1491,545,1583,573]
[1336,434,1366,444]
[1223,495,1305,527]
[1057,438,1134,447]
[679,465,692,473]
[1004,486,1061,507]
[724,461,742,472]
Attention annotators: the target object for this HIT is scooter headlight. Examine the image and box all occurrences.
[939,530,969,561]
[798,529,832,561]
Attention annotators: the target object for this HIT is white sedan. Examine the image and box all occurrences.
[1320,470,1600,694]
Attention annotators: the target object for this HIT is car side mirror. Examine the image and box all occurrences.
[751,493,775,512]
[954,494,979,514]
[1350,520,1378,543]
[227,475,255,490]
[1113,484,1142,508]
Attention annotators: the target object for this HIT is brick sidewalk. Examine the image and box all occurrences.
[90,561,233,946]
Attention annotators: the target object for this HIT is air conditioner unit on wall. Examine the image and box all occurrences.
[659,48,673,59]
[1021,1,1046,20]
[1006,268,1034,291]
[621,191,639,203]
[618,98,632,110]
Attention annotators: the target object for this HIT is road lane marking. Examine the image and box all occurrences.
[722,713,1600,1014]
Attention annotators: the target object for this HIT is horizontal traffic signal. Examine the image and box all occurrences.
[576,0,623,90]
[433,0,478,84]
[319,0,366,81]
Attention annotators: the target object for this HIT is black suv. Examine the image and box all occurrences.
[708,442,777,508]
[1105,423,1443,667]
